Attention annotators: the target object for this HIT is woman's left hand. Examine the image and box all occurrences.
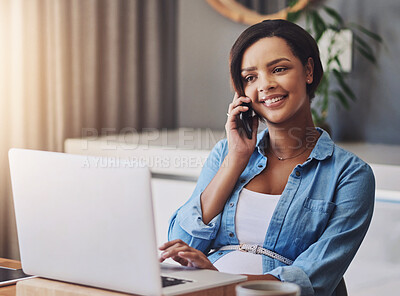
[159,239,218,271]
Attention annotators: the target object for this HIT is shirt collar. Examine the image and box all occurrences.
[256,127,334,161]
[308,127,334,161]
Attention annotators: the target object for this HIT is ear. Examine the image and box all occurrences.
[305,57,314,84]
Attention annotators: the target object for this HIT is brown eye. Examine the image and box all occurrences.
[244,75,256,83]
[273,67,287,74]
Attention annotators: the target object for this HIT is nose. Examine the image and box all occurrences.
[258,74,277,93]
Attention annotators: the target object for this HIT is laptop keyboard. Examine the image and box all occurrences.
[161,276,192,287]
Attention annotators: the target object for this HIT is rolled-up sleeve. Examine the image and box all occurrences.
[168,139,227,252]
[268,266,314,296]
[267,162,375,296]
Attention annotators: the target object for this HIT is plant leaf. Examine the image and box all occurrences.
[287,10,302,23]
[353,33,374,56]
[305,10,312,32]
[316,75,328,96]
[317,74,328,91]
[332,69,356,101]
[333,56,344,72]
[310,10,327,42]
[349,23,383,43]
[332,90,350,110]
[326,24,341,32]
[321,93,329,112]
[356,44,377,64]
[311,108,324,125]
[323,6,344,26]
[288,0,299,8]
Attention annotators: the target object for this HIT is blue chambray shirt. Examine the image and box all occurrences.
[168,128,375,296]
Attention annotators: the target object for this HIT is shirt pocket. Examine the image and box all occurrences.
[293,197,336,252]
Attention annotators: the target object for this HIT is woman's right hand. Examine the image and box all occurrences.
[226,93,259,161]
[199,93,259,224]
[159,240,218,271]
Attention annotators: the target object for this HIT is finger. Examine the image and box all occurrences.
[228,93,239,114]
[228,95,250,115]
[159,252,189,267]
[159,239,186,250]
[232,96,251,109]
[177,251,214,270]
[177,251,200,260]
[232,92,239,102]
[160,245,192,260]
[228,104,249,121]
[171,255,189,266]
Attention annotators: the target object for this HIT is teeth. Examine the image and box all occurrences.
[264,96,284,105]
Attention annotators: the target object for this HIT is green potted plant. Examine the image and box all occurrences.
[288,1,383,133]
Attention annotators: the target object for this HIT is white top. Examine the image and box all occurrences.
[214,188,281,274]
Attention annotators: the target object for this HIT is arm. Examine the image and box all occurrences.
[200,152,248,224]
[167,139,229,252]
[168,94,258,252]
[201,94,258,224]
[266,163,375,296]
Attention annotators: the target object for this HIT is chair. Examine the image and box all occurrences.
[334,277,347,296]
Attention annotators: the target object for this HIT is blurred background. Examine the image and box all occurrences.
[0,0,399,261]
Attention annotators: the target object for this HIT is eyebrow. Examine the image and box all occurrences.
[241,58,291,73]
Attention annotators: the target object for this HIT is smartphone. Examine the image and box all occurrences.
[239,102,253,139]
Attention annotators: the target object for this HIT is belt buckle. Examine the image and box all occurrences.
[239,243,258,254]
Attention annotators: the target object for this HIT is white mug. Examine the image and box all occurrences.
[236,280,301,296]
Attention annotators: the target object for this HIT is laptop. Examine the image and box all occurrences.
[8,148,246,295]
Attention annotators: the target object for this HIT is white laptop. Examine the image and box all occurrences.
[9,148,246,295]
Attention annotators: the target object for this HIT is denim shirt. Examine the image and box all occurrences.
[168,128,375,296]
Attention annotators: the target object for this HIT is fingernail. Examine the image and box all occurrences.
[161,251,169,258]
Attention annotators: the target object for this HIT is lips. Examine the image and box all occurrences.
[260,95,288,107]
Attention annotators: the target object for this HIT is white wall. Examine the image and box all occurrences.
[177,0,246,129]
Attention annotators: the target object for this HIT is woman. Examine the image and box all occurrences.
[159,20,375,296]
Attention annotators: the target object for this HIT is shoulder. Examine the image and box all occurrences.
[211,137,228,155]
[314,128,374,179]
[331,144,374,181]
[328,144,375,209]
[311,129,375,201]
[203,138,228,169]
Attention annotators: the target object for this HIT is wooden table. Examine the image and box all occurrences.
[0,258,237,296]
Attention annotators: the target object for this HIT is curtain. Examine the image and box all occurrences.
[0,0,177,259]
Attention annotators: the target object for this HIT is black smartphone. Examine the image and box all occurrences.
[239,102,253,139]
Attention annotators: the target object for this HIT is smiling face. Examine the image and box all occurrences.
[241,36,314,126]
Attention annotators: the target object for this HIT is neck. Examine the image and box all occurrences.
[266,113,319,157]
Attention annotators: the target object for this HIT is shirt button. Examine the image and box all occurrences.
[229,232,234,237]
[218,252,223,255]
[229,202,234,207]
[240,179,246,184]
[258,164,263,168]
[295,171,301,177]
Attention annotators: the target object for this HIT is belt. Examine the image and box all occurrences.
[218,243,294,265]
